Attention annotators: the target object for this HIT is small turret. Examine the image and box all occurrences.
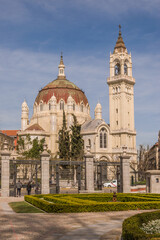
[21,100,29,130]
[94,102,102,120]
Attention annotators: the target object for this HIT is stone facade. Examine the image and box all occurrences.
[17,28,137,179]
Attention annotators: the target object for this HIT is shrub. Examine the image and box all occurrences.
[25,193,160,214]
[122,211,160,240]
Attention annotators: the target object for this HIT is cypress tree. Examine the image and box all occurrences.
[58,111,70,160]
[70,114,84,160]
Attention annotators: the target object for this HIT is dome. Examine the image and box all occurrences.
[35,76,89,106]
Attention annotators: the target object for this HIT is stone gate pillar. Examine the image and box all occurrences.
[41,143,50,194]
[1,140,11,197]
[119,146,131,193]
[84,146,94,192]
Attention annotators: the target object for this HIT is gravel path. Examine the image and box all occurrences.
[0,197,154,240]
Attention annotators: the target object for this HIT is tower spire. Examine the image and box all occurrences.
[58,53,65,78]
[114,25,127,53]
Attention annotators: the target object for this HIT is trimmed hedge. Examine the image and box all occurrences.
[122,211,160,240]
[25,193,160,213]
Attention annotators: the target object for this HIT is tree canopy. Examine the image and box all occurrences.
[17,135,45,159]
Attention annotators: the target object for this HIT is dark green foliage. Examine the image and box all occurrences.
[17,134,45,159]
[25,193,160,214]
[122,211,160,240]
[23,138,45,159]
[17,136,26,152]
[58,111,70,160]
[70,114,84,160]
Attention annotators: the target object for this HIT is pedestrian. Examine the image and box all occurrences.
[26,181,32,195]
[16,180,22,197]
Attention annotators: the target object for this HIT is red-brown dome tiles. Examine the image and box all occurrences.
[35,76,89,106]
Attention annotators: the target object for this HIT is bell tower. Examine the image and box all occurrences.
[107,26,137,159]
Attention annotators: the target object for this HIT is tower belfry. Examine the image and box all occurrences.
[107,26,137,160]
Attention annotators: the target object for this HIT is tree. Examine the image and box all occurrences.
[58,111,70,160]
[70,114,84,160]
[17,135,45,159]
[23,138,45,159]
[137,144,150,181]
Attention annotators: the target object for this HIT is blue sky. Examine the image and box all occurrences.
[0,0,160,147]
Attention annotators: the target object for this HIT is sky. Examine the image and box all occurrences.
[0,0,160,148]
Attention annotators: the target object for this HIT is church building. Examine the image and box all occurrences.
[18,27,137,168]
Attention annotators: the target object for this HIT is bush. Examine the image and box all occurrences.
[24,193,160,213]
[122,211,160,240]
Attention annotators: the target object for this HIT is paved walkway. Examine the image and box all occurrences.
[0,197,154,240]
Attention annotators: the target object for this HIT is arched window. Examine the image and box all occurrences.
[60,100,64,110]
[73,102,75,111]
[124,63,128,75]
[100,128,107,148]
[115,63,120,75]
[49,102,51,110]
[40,102,43,111]
[80,103,83,112]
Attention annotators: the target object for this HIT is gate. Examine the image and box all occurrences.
[94,161,120,191]
[10,159,41,196]
[50,160,85,194]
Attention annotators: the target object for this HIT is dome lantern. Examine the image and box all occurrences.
[58,53,65,78]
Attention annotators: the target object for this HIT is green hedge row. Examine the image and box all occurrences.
[122,211,160,240]
[44,195,98,205]
[25,194,160,213]
[75,195,160,203]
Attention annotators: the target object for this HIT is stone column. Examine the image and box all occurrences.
[84,146,94,192]
[1,140,11,197]
[41,143,50,194]
[119,146,131,193]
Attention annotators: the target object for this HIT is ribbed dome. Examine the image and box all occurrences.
[35,76,89,106]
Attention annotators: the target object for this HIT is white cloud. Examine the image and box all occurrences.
[0,48,109,129]
[34,0,160,18]
[0,47,159,147]
[0,0,160,24]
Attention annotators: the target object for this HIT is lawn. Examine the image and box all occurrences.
[9,201,44,213]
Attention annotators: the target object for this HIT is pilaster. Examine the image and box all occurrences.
[84,146,94,192]
[41,143,50,194]
[119,147,131,193]
[1,140,11,197]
